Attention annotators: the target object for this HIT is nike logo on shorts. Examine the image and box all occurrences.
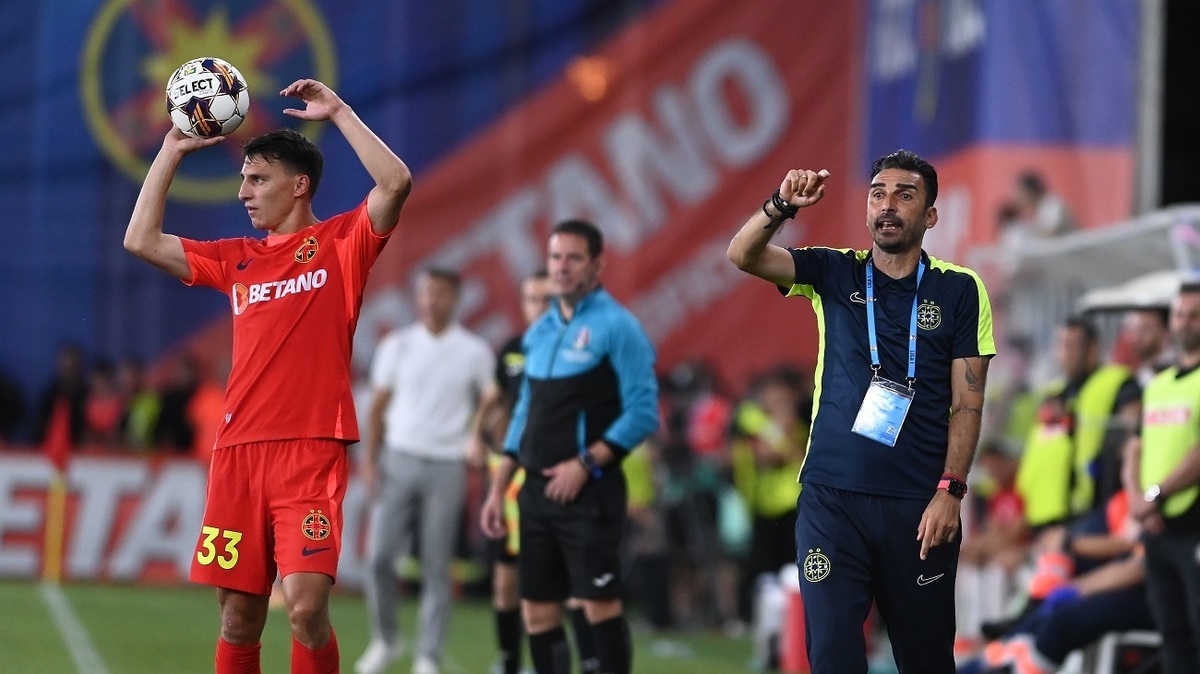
[237,258,253,270]
[916,573,944,586]
[301,546,331,557]
[592,573,614,588]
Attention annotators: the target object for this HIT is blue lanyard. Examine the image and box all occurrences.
[865,259,925,384]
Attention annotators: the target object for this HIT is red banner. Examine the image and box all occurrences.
[176,0,867,394]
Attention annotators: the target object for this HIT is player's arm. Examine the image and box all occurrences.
[124,129,221,280]
[280,79,412,236]
[727,169,829,287]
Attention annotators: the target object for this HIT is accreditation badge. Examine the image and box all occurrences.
[851,376,914,447]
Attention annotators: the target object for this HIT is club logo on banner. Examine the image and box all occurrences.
[79,0,337,203]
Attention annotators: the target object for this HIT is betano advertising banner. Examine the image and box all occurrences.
[174,0,866,393]
[0,452,380,587]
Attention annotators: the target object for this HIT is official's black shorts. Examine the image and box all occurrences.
[517,472,627,602]
[487,535,518,566]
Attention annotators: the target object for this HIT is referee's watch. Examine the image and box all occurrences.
[938,476,968,500]
[578,452,602,478]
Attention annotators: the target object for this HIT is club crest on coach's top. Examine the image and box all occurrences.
[165,56,250,138]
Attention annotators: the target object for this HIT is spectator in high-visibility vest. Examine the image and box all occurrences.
[1015,317,1140,532]
[1130,282,1200,674]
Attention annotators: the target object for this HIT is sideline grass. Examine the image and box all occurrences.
[0,581,753,673]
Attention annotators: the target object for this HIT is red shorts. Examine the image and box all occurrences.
[189,439,348,595]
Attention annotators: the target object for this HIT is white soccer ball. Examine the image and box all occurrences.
[165,57,250,138]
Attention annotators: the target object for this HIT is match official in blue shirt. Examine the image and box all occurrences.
[727,150,995,673]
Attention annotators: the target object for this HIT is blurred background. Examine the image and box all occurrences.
[1,0,1198,671]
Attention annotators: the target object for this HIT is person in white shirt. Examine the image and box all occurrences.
[356,268,496,674]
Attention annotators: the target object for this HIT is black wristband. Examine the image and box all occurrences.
[770,189,799,220]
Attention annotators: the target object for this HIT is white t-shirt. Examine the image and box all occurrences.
[370,322,496,460]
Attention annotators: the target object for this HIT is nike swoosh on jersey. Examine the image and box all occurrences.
[237,259,254,270]
[301,546,331,557]
[850,291,867,304]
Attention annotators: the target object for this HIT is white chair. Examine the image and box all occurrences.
[1061,630,1161,674]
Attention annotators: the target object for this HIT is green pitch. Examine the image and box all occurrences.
[0,581,753,673]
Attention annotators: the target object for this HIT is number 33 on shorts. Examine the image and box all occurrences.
[196,526,243,569]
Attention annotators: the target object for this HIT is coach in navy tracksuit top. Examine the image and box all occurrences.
[481,219,658,674]
[728,151,995,674]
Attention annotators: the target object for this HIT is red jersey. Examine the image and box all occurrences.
[180,201,389,448]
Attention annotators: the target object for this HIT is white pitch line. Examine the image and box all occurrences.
[39,582,110,674]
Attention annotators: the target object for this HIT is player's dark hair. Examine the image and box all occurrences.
[527,268,549,282]
[871,149,938,209]
[422,267,462,291]
[552,219,604,258]
[1063,315,1099,345]
[1180,281,1200,297]
[243,129,324,198]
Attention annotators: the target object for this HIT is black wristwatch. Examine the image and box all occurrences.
[938,476,968,499]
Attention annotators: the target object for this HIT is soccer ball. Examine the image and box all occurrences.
[165,57,250,138]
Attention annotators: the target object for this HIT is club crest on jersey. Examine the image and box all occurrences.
[803,548,831,583]
[302,510,331,541]
[573,327,591,350]
[917,299,941,331]
[295,236,319,263]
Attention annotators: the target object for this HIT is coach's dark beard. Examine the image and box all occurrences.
[872,216,920,254]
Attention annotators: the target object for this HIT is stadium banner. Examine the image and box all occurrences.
[0,452,380,588]
[864,0,1139,279]
[1,0,1141,417]
[169,0,867,394]
[2,0,864,408]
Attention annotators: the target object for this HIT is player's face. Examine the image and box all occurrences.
[1171,292,1200,354]
[417,274,459,330]
[866,168,936,255]
[520,277,553,326]
[238,156,304,231]
[547,233,602,304]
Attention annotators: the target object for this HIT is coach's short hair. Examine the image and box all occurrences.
[871,149,938,209]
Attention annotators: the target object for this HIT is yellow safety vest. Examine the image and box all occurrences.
[731,402,806,519]
[1141,367,1200,518]
[1016,365,1130,527]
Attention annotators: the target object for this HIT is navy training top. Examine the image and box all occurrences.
[785,247,996,499]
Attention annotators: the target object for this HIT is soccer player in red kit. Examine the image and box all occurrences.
[124,78,412,674]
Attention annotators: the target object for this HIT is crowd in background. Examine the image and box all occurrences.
[0,342,228,461]
[0,335,817,629]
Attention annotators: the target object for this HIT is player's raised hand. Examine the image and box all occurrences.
[162,126,223,155]
[280,79,346,122]
[780,169,831,209]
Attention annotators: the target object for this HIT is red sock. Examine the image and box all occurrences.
[292,629,339,674]
[216,638,261,674]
